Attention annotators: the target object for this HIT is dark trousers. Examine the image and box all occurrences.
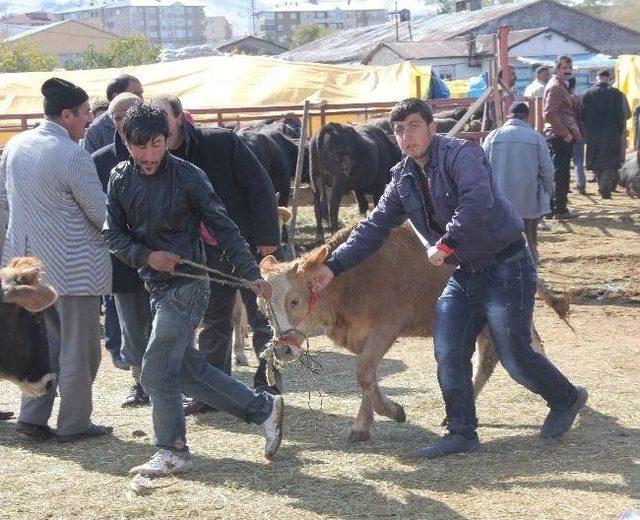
[197,245,278,391]
[523,218,539,263]
[102,294,122,359]
[434,247,577,438]
[549,137,573,214]
[594,168,619,199]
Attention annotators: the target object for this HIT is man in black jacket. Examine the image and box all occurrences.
[92,92,151,408]
[152,96,281,415]
[102,103,284,476]
[581,70,631,199]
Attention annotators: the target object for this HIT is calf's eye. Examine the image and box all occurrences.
[290,297,300,307]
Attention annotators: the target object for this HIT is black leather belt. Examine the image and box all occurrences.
[457,237,526,273]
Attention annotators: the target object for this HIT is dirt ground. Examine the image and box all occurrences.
[0,186,638,520]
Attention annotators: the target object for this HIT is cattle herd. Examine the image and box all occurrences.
[1,111,638,440]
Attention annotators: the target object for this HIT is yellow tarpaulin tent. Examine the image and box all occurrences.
[615,55,640,150]
[0,55,431,144]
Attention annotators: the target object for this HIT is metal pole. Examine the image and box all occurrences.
[286,100,311,259]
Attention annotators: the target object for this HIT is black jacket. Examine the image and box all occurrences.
[102,152,261,290]
[92,134,145,293]
[176,123,279,249]
[581,83,630,170]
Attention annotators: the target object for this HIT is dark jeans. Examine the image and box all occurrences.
[143,279,274,451]
[102,294,122,357]
[434,247,578,438]
[549,137,573,214]
[197,245,279,391]
[114,288,152,368]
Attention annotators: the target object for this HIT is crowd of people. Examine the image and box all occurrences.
[0,75,284,476]
[0,53,631,471]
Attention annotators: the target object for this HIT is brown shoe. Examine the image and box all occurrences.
[183,400,217,416]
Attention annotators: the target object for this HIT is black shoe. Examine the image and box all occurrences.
[412,433,480,459]
[16,421,56,441]
[555,209,574,220]
[121,383,150,408]
[588,177,597,183]
[541,387,588,439]
[0,410,14,421]
[57,424,114,443]
[184,400,217,416]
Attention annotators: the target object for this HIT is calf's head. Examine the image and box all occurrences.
[260,246,328,363]
[0,257,57,397]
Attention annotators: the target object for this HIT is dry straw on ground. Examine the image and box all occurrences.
[1,190,638,520]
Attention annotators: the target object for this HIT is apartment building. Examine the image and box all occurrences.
[52,0,206,49]
[205,16,232,43]
[258,1,387,45]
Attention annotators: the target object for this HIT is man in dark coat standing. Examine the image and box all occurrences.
[92,92,152,408]
[151,96,280,415]
[581,70,631,199]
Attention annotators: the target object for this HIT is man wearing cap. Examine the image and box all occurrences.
[482,102,554,262]
[524,66,552,98]
[0,78,112,442]
[580,70,631,199]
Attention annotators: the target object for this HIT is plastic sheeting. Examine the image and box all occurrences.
[615,55,640,150]
[0,55,430,114]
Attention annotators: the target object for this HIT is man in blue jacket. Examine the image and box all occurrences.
[309,98,587,458]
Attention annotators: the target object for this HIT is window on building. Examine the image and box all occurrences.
[276,12,284,19]
[315,11,327,19]
[436,66,455,81]
[277,24,284,31]
[290,12,297,19]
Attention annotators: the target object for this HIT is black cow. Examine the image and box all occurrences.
[238,123,309,208]
[620,151,640,198]
[310,122,401,242]
[0,257,57,398]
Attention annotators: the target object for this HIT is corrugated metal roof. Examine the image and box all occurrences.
[279,0,543,63]
[373,27,548,60]
[2,19,120,42]
[262,1,387,13]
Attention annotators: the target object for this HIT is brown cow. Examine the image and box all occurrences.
[260,223,561,442]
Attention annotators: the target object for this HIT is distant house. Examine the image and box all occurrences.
[205,16,232,43]
[363,27,599,80]
[1,11,53,26]
[2,20,120,67]
[280,0,640,64]
[216,36,288,56]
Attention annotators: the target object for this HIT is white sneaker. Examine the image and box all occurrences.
[260,395,284,459]
[129,449,193,476]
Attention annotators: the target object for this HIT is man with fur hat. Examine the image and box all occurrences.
[0,77,112,442]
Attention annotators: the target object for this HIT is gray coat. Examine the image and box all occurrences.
[482,118,554,219]
[82,113,115,153]
[0,121,111,295]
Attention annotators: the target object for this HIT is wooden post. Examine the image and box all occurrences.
[286,100,311,259]
[415,74,422,98]
[446,87,494,137]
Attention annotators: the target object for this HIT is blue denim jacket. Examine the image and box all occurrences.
[325,135,524,276]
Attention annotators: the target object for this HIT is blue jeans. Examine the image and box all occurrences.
[102,294,122,358]
[142,279,274,451]
[572,140,585,188]
[434,247,577,437]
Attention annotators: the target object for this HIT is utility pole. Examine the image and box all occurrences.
[247,0,257,36]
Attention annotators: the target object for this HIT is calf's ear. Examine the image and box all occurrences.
[277,207,292,224]
[299,245,329,271]
[260,255,280,272]
[3,284,58,313]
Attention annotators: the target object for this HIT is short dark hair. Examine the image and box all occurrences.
[91,98,109,115]
[150,95,183,117]
[389,98,434,126]
[497,65,515,79]
[122,103,169,146]
[555,55,573,68]
[106,74,140,102]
